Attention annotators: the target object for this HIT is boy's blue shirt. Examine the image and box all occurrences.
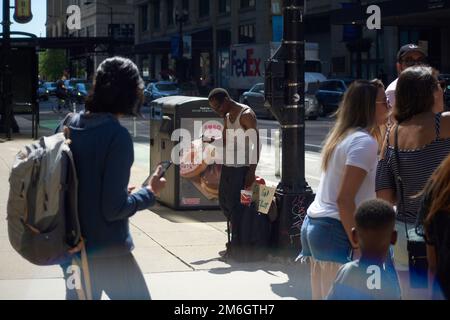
[327,258,402,300]
[57,112,155,257]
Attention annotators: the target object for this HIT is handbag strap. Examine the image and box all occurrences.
[393,124,410,240]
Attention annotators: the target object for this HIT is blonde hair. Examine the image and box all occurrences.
[322,79,384,172]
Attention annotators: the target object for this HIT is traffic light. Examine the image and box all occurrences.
[14,0,33,24]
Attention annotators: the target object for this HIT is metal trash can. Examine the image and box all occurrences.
[149,96,223,210]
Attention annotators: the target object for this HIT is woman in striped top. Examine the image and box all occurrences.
[376,65,449,298]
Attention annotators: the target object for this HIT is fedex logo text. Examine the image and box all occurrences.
[231,48,262,78]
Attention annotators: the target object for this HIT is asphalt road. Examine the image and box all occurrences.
[34,97,333,150]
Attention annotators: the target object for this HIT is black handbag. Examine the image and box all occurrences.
[393,125,428,289]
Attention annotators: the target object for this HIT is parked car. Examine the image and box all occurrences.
[143,78,158,87]
[315,78,355,116]
[305,72,327,93]
[37,84,49,101]
[439,74,450,111]
[63,79,76,96]
[43,82,57,96]
[240,83,270,118]
[144,81,180,105]
[72,82,92,104]
[239,83,320,120]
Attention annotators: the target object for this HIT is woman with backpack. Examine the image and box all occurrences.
[59,57,166,300]
[376,65,449,299]
[298,79,389,299]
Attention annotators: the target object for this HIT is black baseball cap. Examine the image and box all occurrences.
[397,44,427,62]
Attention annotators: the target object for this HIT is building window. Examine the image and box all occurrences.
[140,4,149,32]
[239,24,255,43]
[167,0,174,26]
[152,0,161,29]
[240,0,255,9]
[111,24,135,39]
[219,0,230,14]
[199,0,210,17]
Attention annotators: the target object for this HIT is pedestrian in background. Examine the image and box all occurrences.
[385,44,428,110]
[59,57,166,300]
[299,79,388,300]
[376,65,449,299]
[55,74,68,113]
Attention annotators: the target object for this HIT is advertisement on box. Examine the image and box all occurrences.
[179,118,224,207]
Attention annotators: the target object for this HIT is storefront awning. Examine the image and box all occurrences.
[134,39,171,54]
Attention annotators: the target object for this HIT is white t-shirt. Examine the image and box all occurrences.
[307,130,378,220]
[385,78,398,109]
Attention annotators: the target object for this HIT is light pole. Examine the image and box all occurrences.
[84,1,114,56]
[174,7,188,83]
[265,0,315,257]
[1,0,13,139]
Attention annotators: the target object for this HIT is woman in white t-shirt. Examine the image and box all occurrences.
[298,79,389,300]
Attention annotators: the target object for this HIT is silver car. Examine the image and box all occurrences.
[239,83,320,120]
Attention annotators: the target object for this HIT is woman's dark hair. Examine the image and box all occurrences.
[420,154,450,231]
[85,57,144,115]
[394,66,438,123]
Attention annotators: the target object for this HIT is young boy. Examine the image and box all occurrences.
[326,199,401,300]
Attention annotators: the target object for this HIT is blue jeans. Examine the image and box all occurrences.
[299,215,353,264]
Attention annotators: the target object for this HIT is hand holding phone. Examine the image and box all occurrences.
[143,161,170,196]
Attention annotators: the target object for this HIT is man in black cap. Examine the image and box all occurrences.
[385,44,428,109]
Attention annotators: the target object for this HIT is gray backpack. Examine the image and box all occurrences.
[7,130,81,266]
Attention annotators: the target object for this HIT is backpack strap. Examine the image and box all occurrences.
[72,239,92,300]
[435,112,442,141]
[393,124,410,240]
[80,242,92,300]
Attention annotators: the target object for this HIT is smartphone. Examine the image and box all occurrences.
[142,160,172,187]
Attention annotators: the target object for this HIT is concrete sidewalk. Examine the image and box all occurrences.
[0,116,312,300]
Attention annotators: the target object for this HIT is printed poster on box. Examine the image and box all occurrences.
[179,118,224,207]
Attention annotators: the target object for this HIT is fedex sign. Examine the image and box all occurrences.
[230,44,269,89]
[231,48,262,77]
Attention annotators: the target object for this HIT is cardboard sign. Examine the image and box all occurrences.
[252,184,277,215]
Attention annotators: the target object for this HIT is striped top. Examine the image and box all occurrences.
[376,113,450,223]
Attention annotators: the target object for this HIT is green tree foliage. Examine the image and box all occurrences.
[39,49,67,81]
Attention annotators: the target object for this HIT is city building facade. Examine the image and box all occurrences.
[46,0,136,78]
[46,1,450,90]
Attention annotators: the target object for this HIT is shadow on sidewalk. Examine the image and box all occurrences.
[189,253,312,300]
[150,203,225,224]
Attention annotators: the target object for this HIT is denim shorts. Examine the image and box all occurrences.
[298,215,353,264]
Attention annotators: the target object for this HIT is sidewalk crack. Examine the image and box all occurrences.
[130,222,195,271]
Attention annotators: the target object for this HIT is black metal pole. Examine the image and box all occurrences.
[178,18,184,82]
[1,0,12,139]
[109,6,113,56]
[266,0,315,257]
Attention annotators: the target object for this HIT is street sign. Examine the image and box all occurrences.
[14,0,33,24]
